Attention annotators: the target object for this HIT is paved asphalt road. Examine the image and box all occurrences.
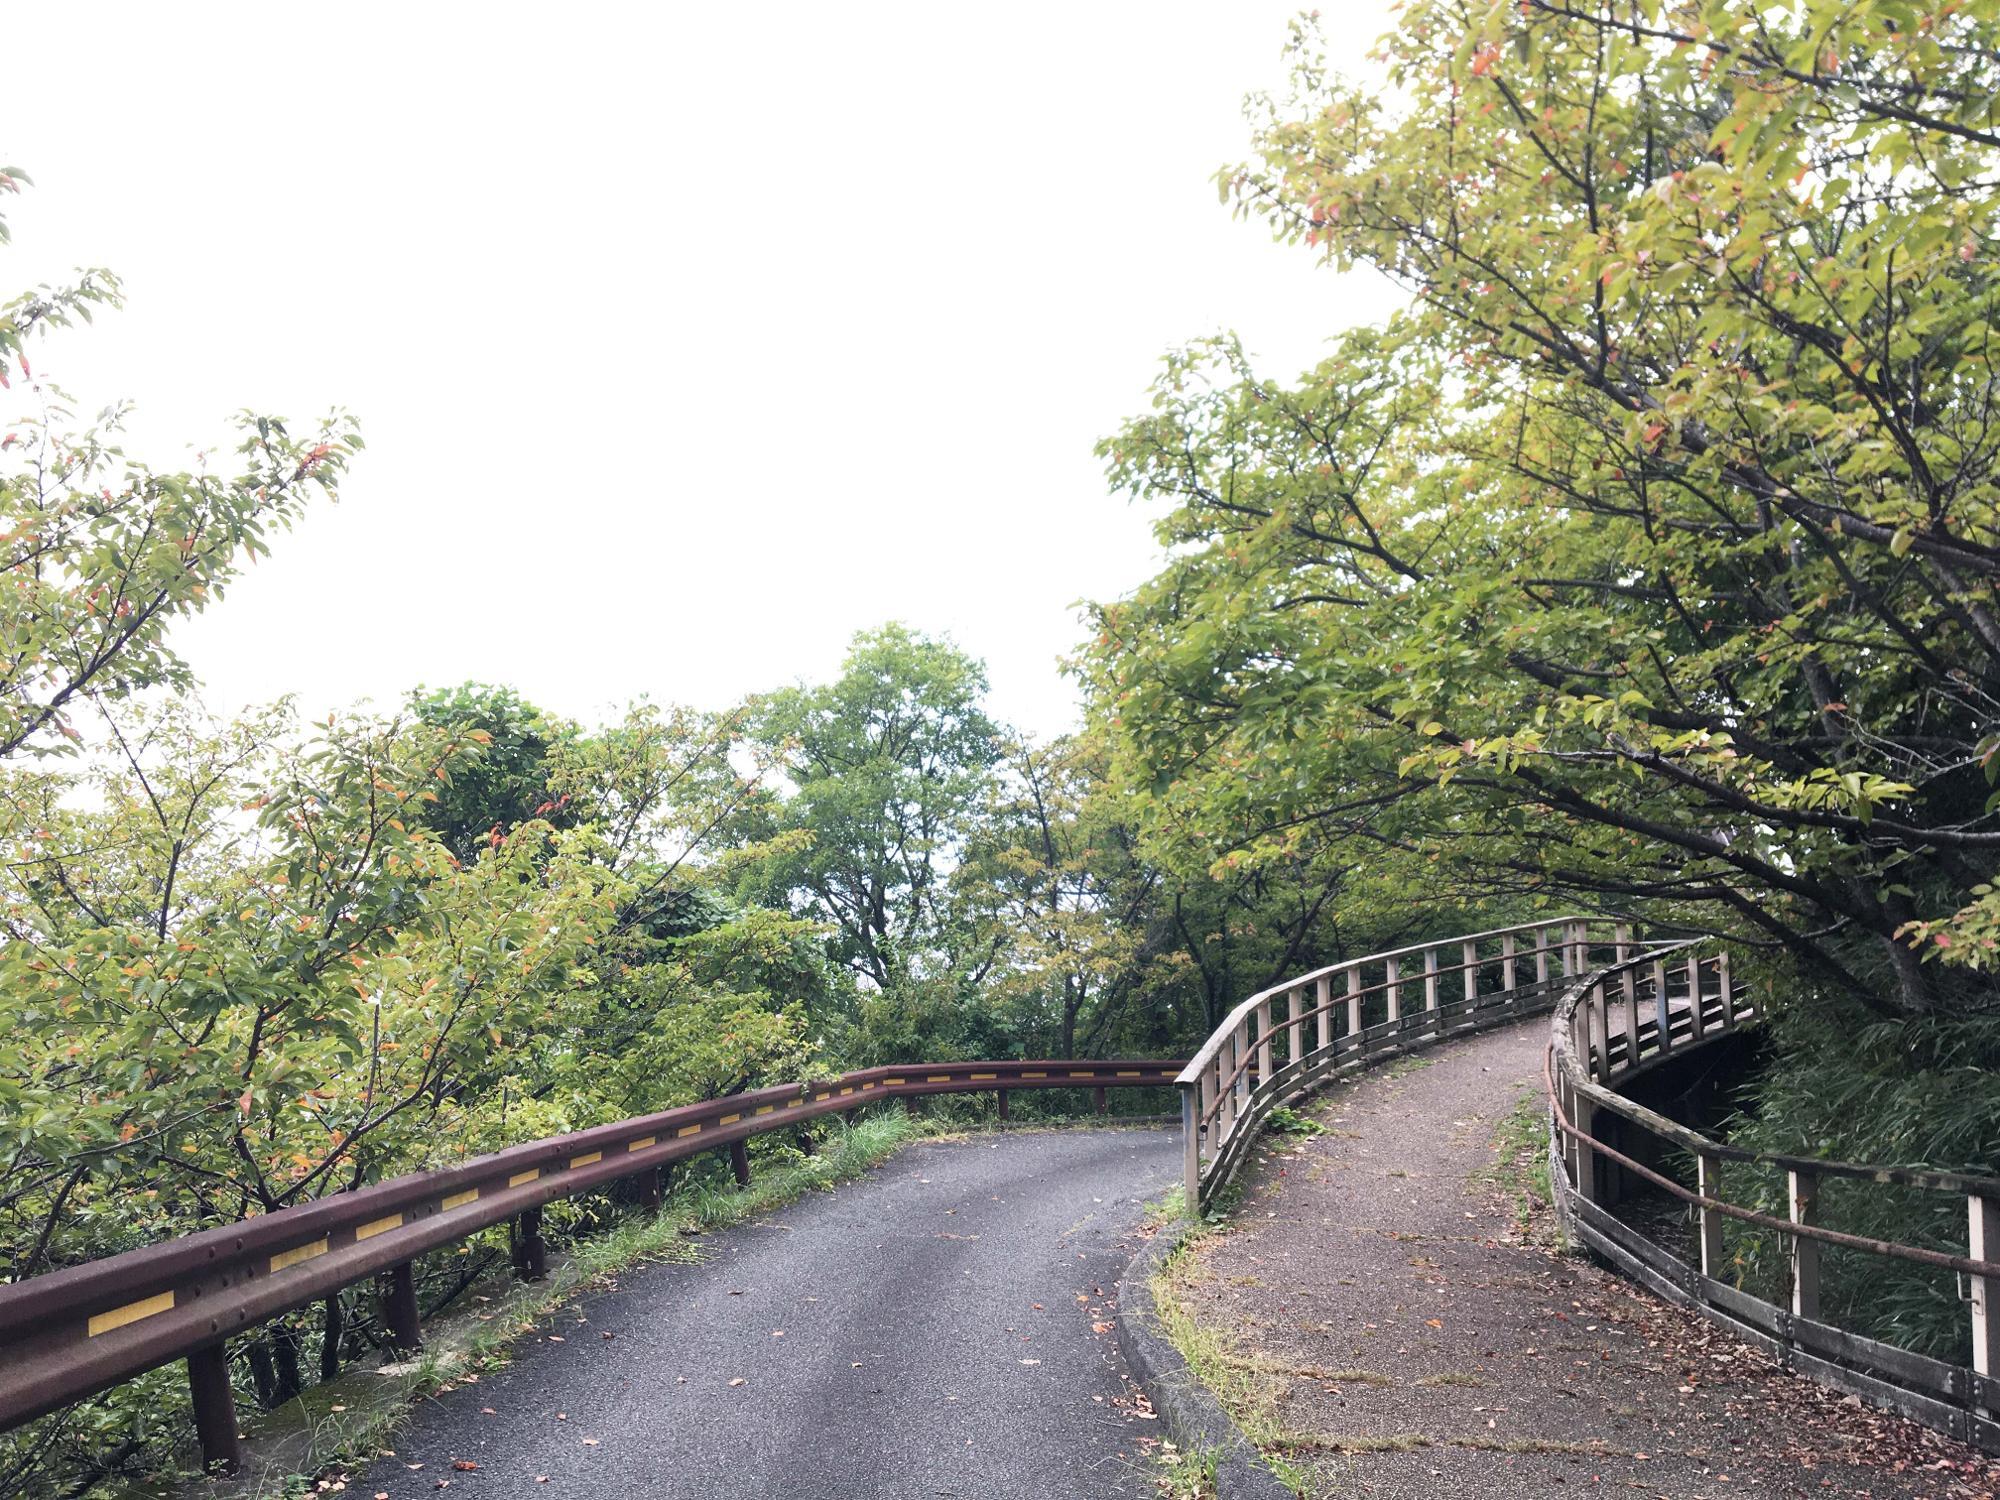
[353,1128,1182,1500]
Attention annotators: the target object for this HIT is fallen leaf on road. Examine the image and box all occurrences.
[582,1437,600,1446]
[729,1378,747,1387]
[452,1460,479,1471]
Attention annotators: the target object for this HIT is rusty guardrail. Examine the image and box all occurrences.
[1175,915,1641,1211]
[0,1056,1180,1473]
[1547,941,2000,1452]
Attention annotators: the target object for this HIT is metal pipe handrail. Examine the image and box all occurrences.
[1545,941,2000,1452]
[1547,944,2000,1198]
[1177,916,1617,1207]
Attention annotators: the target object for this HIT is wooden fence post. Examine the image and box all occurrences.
[1423,947,1440,1022]
[1502,932,1518,998]
[1571,1087,1598,1205]
[1697,1152,1725,1279]
[1651,957,1671,1059]
[187,1343,241,1475]
[1790,1168,1821,1321]
[1687,950,1705,1041]
[1257,997,1274,1082]
[1346,967,1362,1037]
[1316,975,1333,1053]
[1181,1084,1201,1218]
[1717,949,1736,1031]
[1535,927,1550,988]
[1970,1192,1998,1387]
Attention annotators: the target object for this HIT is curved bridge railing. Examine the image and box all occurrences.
[1175,915,1633,1211]
[1548,940,2000,1452]
[0,1056,1180,1474]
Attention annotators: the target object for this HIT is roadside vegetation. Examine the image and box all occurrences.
[7,0,2000,1490]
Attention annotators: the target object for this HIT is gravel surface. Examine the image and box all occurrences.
[349,1128,1180,1500]
[1172,1020,2000,1499]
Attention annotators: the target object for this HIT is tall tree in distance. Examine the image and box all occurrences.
[748,624,999,997]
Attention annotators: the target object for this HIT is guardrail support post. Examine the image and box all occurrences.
[730,1139,752,1187]
[1789,1168,1820,1321]
[1181,1084,1201,1219]
[188,1343,242,1476]
[1970,1192,1998,1386]
[513,1206,547,1281]
[1094,1085,1108,1116]
[1697,1152,1725,1279]
[381,1262,422,1351]
[997,1089,1010,1123]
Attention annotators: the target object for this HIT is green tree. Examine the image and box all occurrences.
[748,624,999,995]
[409,682,573,861]
[1086,2,2000,1019]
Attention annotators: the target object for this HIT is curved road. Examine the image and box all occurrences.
[354,1128,1180,1500]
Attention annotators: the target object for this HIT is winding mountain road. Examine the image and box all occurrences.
[352,1128,1180,1500]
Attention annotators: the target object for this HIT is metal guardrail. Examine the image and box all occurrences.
[0,1056,1181,1474]
[1175,915,1633,1211]
[1546,941,2000,1452]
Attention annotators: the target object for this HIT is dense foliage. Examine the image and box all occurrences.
[1080,0,2000,1356]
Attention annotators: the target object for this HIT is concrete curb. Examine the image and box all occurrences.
[1116,1220,1296,1500]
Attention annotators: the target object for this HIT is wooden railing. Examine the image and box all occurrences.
[1548,939,2000,1452]
[0,1057,1181,1475]
[1175,916,1630,1210]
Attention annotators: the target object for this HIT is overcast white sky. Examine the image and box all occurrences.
[5,2,1400,739]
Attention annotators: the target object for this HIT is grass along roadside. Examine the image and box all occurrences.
[1474,1083,1563,1248]
[1147,1211,1314,1498]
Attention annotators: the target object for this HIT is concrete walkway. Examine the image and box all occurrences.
[1169,1020,2000,1498]
[349,1128,1179,1500]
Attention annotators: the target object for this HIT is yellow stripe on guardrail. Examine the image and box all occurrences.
[356,1213,402,1241]
[270,1238,329,1274]
[88,1291,174,1337]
